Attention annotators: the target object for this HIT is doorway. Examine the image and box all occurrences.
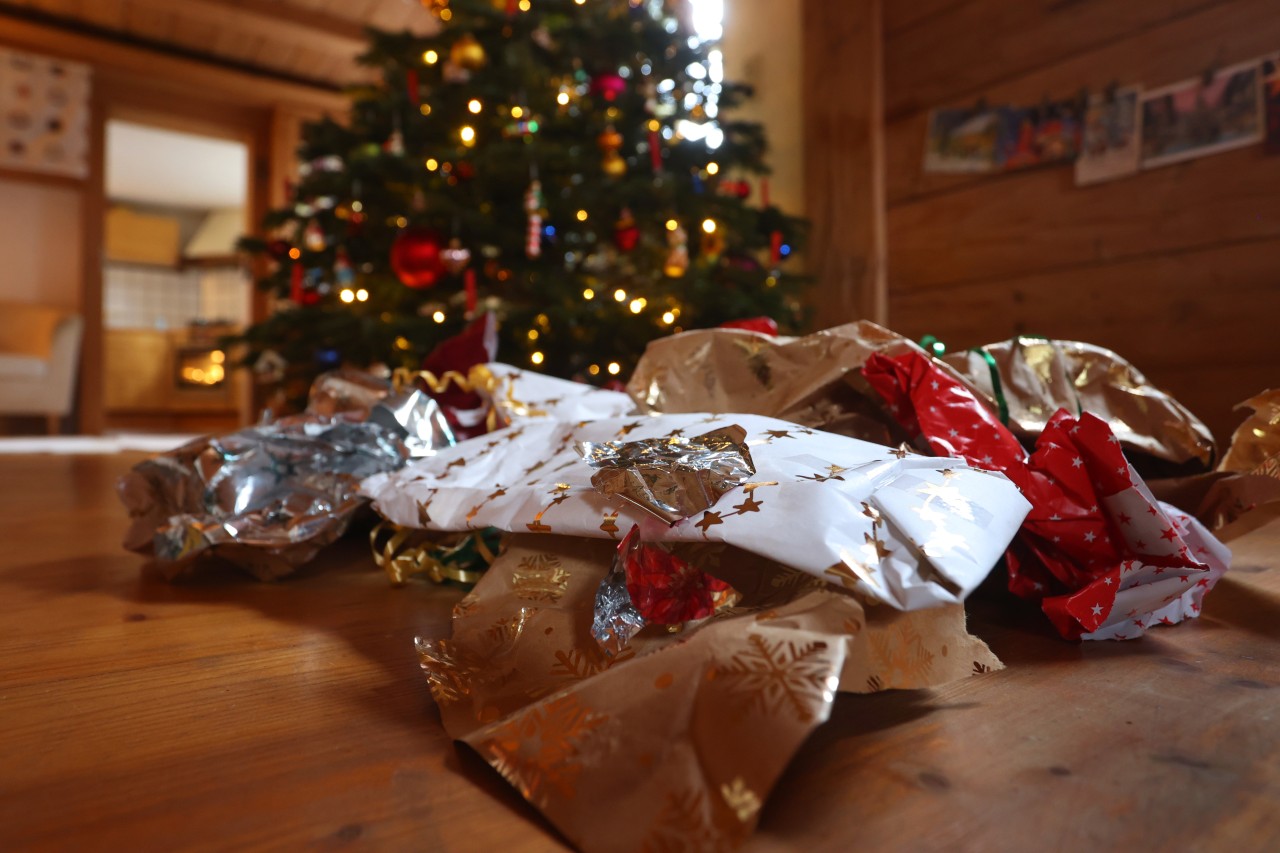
[101,119,251,434]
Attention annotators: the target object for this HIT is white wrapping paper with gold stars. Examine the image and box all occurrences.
[363,414,1032,610]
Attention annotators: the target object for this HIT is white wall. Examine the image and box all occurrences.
[0,178,83,309]
[722,0,804,217]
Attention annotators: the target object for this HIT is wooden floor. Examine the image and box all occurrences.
[1,452,1277,851]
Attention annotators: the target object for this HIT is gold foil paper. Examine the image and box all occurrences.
[945,337,1216,470]
[306,368,393,418]
[578,425,755,524]
[1219,389,1280,474]
[418,534,1002,852]
[626,321,921,444]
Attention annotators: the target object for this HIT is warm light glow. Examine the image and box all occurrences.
[340,288,355,303]
[419,104,432,116]
[288,247,301,260]
[665,219,679,231]
[557,91,571,106]
[210,350,225,364]
[460,125,476,145]
[661,311,676,324]
[351,200,363,212]
[519,0,531,9]
[613,288,627,302]
[531,351,545,365]
[575,209,589,222]
[511,106,524,118]
[629,298,646,313]
[607,362,621,375]
[765,275,778,288]
[582,288,595,300]
[425,157,439,170]
[355,288,369,302]
[574,0,586,5]
[588,364,601,376]
[439,8,452,21]
[468,99,483,114]
[702,219,717,234]
[432,310,446,323]
[423,50,439,64]
[395,336,412,351]
[706,162,720,175]
[527,329,539,341]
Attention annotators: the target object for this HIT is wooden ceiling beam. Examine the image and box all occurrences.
[120,0,368,59]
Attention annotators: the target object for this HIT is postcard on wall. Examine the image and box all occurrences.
[1263,55,1280,156]
[1140,60,1263,169]
[0,48,91,180]
[1075,87,1143,186]
[997,98,1084,172]
[923,107,999,174]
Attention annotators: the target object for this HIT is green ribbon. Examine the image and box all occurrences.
[918,334,1010,426]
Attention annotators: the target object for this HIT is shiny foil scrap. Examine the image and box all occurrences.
[368,387,457,458]
[578,425,755,524]
[592,524,738,656]
[119,413,412,579]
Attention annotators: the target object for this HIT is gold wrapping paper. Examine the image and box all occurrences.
[945,337,1216,470]
[579,425,756,524]
[419,535,1002,852]
[1219,389,1280,474]
[626,322,920,444]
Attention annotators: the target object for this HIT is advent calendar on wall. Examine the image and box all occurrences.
[0,48,90,179]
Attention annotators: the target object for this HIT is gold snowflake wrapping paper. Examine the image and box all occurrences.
[944,337,1216,470]
[364,413,1031,611]
[419,535,1003,852]
[626,321,919,445]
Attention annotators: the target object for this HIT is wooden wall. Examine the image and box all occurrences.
[879,0,1280,444]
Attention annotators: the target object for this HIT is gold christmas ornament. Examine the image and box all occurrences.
[451,34,487,70]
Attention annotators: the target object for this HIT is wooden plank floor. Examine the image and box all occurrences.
[1,452,1277,851]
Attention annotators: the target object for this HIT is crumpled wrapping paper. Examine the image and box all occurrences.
[626,321,918,444]
[944,336,1216,471]
[864,350,1230,641]
[364,413,1032,611]
[119,414,413,579]
[1219,389,1280,474]
[591,524,739,655]
[418,534,1003,852]
[306,368,393,418]
[486,363,636,424]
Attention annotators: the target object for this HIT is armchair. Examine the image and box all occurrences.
[0,303,84,433]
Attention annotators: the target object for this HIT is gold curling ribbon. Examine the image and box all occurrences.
[370,522,496,586]
[390,364,549,431]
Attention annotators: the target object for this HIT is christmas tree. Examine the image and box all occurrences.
[239,0,808,407]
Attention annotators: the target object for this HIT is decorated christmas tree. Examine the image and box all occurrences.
[239,0,807,406]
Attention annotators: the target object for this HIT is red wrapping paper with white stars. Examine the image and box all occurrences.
[863,350,1230,641]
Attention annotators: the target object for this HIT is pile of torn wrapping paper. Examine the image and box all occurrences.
[121,319,1273,852]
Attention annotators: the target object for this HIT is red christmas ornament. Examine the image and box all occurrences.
[614,208,640,252]
[390,226,446,289]
[591,72,626,102]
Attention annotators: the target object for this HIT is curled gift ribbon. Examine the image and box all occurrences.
[370,522,500,586]
[391,365,549,433]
